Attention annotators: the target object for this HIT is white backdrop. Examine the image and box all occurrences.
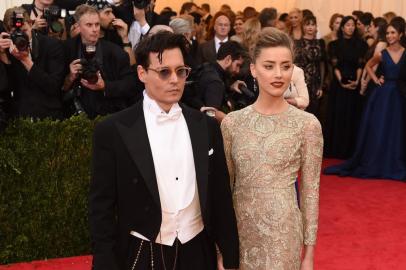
[1,0,406,35]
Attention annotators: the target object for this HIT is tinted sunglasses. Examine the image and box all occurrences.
[147,66,192,80]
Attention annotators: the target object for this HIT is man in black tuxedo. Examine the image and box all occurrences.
[197,12,231,64]
[89,31,239,270]
[0,7,65,120]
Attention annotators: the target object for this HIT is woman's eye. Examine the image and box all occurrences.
[264,65,273,70]
[283,65,292,70]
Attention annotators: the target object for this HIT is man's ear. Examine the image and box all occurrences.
[137,65,147,84]
[225,55,232,67]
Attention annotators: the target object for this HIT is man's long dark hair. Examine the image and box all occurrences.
[135,31,190,69]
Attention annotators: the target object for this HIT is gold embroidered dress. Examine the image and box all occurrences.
[221,105,323,270]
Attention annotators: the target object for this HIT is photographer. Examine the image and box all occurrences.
[63,4,138,119]
[128,0,160,50]
[0,7,65,120]
[22,0,66,39]
[197,41,248,122]
[86,0,135,65]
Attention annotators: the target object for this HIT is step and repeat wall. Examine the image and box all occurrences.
[1,0,406,37]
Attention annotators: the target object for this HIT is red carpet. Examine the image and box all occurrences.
[1,159,406,270]
[315,159,406,270]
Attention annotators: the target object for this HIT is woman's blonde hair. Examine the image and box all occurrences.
[241,18,261,54]
[252,27,294,62]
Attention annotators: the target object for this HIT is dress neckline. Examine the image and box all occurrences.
[384,48,405,65]
[249,104,292,117]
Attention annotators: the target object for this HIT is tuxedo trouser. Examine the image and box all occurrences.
[126,229,217,270]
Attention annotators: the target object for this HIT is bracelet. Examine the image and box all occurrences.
[122,42,132,48]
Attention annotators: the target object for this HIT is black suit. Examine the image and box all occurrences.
[0,62,7,131]
[2,33,65,119]
[65,37,139,118]
[197,39,216,64]
[89,100,239,270]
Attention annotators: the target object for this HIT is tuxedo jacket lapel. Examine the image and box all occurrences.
[116,102,161,207]
[115,102,209,215]
[210,39,216,61]
[182,105,209,216]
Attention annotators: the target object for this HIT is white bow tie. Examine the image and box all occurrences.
[156,108,182,124]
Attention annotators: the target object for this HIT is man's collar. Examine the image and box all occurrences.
[143,91,181,116]
[214,36,228,44]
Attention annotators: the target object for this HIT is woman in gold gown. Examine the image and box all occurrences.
[221,28,323,270]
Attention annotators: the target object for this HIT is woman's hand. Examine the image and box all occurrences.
[374,75,385,86]
[300,258,314,270]
[285,97,298,106]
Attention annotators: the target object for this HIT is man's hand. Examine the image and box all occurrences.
[32,17,48,30]
[0,32,12,52]
[230,80,246,94]
[9,45,30,61]
[69,59,82,82]
[112,19,129,42]
[81,72,105,91]
[8,43,33,70]
[316,89,323,98]
[133,6,147,26]
[200,106,226,123]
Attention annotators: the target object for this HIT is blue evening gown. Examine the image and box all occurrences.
[324,49,406,181]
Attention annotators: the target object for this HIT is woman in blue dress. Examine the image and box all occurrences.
[324,19,406,181]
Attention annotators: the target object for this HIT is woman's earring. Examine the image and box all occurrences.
[253,77,258,92]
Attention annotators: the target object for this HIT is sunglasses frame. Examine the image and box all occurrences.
[147,66,192,80]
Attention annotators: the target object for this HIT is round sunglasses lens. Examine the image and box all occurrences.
[176,68,190,78]
[159,69,171,80]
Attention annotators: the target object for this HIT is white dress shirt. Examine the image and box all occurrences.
[214,36,229,53]
[128,21,150,50]
[130,92,204,246]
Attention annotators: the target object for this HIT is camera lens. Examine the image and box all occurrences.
[50,21,64,33]
[14,37,28,51]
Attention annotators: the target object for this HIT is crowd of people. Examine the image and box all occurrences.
[1,0,406,269]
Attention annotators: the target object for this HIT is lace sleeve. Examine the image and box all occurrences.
[220,115,235,191]
[299,116,323,245]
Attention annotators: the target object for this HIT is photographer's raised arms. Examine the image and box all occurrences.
[63,4,138,118]
[0,7,65,120]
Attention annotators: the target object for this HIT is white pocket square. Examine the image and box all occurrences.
[208,148,214,156]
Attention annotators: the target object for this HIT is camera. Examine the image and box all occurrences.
[63,85,85,116]
[132,0,151,9]
[43,5,66,34]
[229,84,256,110]
[10,12,29,51]
[238,84,256,99]
[80,58,100,84]
[80,45,100,84]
